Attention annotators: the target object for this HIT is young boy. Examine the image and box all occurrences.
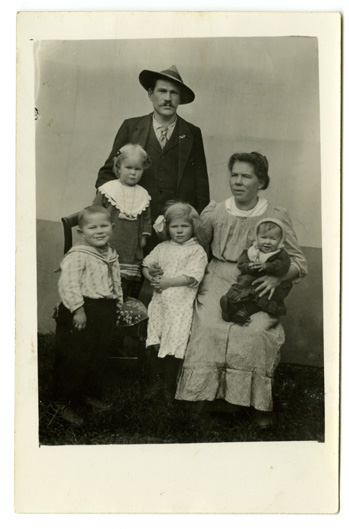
[52,206,123,426]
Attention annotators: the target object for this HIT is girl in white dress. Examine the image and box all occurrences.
[142,202,208,405]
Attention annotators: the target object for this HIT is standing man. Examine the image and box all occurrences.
[96,65,210,251]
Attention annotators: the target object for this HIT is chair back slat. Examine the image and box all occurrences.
[61,213,79,254]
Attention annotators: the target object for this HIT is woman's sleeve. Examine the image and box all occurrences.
[273,207,308,280]
[142,205,152,236]
[200,200,217,244]
[183,247,208,284]
[58,252,86,312]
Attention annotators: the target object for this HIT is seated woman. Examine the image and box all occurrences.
[175,152,308,429]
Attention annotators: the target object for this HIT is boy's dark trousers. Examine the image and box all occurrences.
[52,298,116,403]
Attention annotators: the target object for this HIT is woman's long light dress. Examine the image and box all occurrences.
[175,199,307,411]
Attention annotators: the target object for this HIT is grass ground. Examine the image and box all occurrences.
[38,334,324,446]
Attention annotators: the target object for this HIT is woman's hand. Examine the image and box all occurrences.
[73,306,87,331]
[252,275,282,300]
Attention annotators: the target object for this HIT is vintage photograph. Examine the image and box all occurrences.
[35,36,324,445]
[15,11,340,514]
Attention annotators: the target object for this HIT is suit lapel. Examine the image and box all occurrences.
[176,117,193,189]
[130,114,152,147]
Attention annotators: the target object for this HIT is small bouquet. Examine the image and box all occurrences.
[116,297,148,328]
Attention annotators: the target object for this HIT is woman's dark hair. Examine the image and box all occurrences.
[228,152,270,190]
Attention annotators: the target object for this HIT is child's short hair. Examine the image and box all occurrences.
[162,201,206,247]
[78,206,112,228]
[112,143,151,177]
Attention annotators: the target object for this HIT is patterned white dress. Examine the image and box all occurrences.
[143,238,208,359]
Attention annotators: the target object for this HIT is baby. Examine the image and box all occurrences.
[220,218,293,325]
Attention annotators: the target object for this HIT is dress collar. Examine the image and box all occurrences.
[247,244,281,263]
[98,180,151,218]
[225,196,268,217]
[169,237,197,247]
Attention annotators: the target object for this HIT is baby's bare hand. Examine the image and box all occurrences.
[249,262,263,271]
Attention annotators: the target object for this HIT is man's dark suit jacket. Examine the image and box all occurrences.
[96,113,210,220]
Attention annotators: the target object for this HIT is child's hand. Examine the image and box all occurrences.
[248,262,265,272]
[148,262,164,277]
[141,235,148,248]
[73,306,87,331]
[150,275,162,293]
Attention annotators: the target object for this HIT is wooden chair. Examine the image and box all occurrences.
[61,212,148,380]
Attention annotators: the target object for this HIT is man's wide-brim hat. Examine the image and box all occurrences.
[139,65,195,104]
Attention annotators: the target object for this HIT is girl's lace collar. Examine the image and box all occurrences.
[98,180,151,218]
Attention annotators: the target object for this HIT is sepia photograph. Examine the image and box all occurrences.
[35,35,324,446]
[15,11,340,513]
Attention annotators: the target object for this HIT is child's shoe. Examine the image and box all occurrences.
[143,374,163,401]
[56,404,84,427]
[232,308,251,325]
[252,409,273,430]
[220,295,234,322]
[83,396,112,413]
[143,345,164,401]
[163,356,180,407]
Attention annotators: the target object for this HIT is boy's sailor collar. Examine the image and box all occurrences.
[66,244,119,263]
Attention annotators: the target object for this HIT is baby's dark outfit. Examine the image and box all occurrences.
[223,247,293,321]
